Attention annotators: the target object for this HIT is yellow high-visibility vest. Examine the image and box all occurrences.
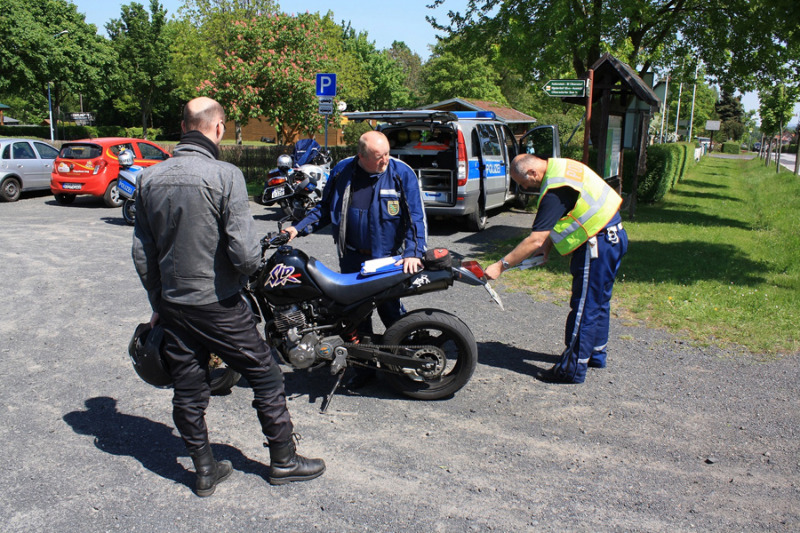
[537,158,622,255]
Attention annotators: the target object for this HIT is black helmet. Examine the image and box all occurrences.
[128,322,172,388]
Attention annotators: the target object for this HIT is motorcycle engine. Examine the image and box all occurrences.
[274,304,320,369]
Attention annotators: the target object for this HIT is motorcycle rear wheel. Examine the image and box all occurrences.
[381,309,477,400]
[209,354,241,395]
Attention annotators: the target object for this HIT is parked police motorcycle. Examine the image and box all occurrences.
[240,229,502,410]
[116,150,143,226]
[260,140,331,222]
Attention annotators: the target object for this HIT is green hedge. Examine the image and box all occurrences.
[722,141,741,154]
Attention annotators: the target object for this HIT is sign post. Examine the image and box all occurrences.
[316,73,337,150]
[542,79,587,98]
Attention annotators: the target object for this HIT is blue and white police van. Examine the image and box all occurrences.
[344,110,560,230]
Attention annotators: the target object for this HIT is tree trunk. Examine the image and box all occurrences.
[235,121,242,145]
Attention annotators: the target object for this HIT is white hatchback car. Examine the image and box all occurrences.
[0,138,60,202]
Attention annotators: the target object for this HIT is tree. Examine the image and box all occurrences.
[107,0,172,139]
[388,41,425,107]
[421,45,507,105]
[715,90,745,141]
[199,13,335,144]
[0,0,115,126]
[759,84,798,171]
[428,0,797,93]
[339,25,413,111]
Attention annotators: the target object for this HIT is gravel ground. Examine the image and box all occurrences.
[1,192,797,532]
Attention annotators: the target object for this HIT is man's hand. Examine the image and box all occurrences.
[397,256,423,274]
[484,261,503,280]
[283,226,299,241]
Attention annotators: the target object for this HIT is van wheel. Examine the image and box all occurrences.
[513,193,531,210]
[466,197,487,231]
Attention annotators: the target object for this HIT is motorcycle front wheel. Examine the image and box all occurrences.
[381,309,477,400]
[122,198,136,225]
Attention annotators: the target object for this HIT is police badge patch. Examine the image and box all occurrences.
[387,200,400,216]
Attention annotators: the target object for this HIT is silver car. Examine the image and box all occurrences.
[0,138,60,202]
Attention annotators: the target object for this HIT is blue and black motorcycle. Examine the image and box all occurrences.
[116,150,144,226]
[240,227,503,410]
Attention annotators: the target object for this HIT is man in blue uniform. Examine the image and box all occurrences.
[485,154,628,384]
[285,130,428,386]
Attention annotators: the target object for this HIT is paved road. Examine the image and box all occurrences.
[1,192,797,532]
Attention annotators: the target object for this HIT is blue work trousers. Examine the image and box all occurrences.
[554,225,628,383]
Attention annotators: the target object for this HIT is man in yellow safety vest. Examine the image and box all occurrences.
[485,154,628,384]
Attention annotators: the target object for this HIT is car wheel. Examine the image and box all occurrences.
[54,193,76,205]
[1,177,21,202]
[103,180,123,208]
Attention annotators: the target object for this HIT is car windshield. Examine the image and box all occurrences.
[60,144,102,159]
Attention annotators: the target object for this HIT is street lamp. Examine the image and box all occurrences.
[47,30,69,142]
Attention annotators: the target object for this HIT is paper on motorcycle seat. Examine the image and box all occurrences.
[360,255,403,276]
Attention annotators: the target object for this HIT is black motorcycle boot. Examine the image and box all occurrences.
[267,438,326,485]
[189,443,234,497]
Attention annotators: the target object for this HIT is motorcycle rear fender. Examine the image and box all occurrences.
[451,265,486,286]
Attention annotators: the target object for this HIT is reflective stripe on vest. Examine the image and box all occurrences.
[537,159,622,255]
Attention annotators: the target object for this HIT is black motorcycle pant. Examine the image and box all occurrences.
[159,293,294,450]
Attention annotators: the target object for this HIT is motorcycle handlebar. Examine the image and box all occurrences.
[261,231,291,249]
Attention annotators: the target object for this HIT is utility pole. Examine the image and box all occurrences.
[659,74,670,143]
[688,60,699,143]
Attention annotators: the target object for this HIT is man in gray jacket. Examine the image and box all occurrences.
[132,97,325,497]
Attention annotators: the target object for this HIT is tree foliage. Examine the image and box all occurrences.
[0,0,114,122]
[715,90,745,141]
[428,0,798,95]
[107,1,172,138]
[421,43,507,105]
[198,12,335,144]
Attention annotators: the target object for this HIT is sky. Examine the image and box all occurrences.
[70,0,798,124]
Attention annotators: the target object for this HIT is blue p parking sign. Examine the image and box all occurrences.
[316,73,337,97]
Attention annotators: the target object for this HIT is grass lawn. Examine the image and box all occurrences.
[484,156,800,355]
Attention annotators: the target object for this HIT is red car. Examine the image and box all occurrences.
[51,137,170,207]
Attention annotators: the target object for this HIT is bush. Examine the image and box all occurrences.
[722,141,741,154]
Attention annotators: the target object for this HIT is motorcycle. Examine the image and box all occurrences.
[260,139,331,222]
[225,228,503,411]
[116,150,143,226]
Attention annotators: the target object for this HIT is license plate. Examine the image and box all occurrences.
[62,183,82,190]
[118,180,135,196]
[271,186,287,199]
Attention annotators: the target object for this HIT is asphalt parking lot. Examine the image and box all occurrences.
[1,192,797,532]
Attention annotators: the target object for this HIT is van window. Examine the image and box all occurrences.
[475,124,502,157]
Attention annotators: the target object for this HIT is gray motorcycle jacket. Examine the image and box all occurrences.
[132,143,261,310]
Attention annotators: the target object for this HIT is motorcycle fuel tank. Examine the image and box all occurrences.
[257,246,324,306]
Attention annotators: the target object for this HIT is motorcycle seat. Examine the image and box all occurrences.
[306,257,410,305]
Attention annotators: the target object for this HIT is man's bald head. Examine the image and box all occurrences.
[357,130,391,174]
[182,97,226,134]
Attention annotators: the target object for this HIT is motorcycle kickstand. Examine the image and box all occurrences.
[321,369,346,413]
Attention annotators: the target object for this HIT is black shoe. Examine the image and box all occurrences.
[536,367,576,384]
[188,443,234,497]
[344,367,377,390]
[268,437,326,485]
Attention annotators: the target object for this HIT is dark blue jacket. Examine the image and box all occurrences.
[294,156,428,259]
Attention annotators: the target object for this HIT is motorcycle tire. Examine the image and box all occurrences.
[122,198,136,226]
[209,354,241,395]
[381,309,477,400]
